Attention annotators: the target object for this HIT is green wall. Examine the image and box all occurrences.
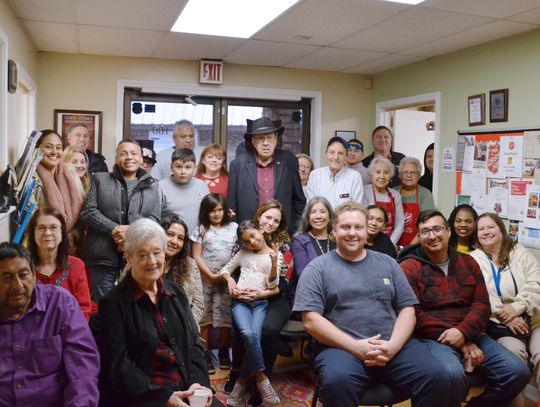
[372,28,540,219]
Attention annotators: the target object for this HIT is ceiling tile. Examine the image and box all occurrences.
[343,54,424,75]
[286,46,388,71]
[508,6,540,24]
[334,6,494,53]
[74,0,185,30]
[254,0,408,46]
[153,32,245,60]
[225,40,320,67]
[404,20,538,58]
[423,0,540,19]
[79,25,165,57]
[24,21,79,53]
[8,0,77,23]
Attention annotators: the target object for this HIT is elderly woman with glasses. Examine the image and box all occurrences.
[97,218,223,407]
[362,156,404,245]
[394,156,435,247]
[26,207,92,320]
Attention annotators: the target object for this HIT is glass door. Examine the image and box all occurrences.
[123,89,311,164]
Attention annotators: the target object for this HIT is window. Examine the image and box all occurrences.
[123,88,311,163]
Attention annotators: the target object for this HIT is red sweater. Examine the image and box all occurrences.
[399,245,490,343]
[195,174,228,198]
[36,255,92,320]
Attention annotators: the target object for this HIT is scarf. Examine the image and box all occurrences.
[36,162,84,232]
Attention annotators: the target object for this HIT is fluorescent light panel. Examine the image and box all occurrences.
[382,0,425,4]
[171,0,300,39]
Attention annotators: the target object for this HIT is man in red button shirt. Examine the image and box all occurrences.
[228,116,305,236]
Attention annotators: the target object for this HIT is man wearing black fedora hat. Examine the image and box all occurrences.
[228,116,305,235]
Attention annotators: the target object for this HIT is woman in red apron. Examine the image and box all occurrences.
[363,157,404,245]
[397,157,436,247]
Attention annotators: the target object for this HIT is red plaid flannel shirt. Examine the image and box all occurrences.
[400,246,490,342]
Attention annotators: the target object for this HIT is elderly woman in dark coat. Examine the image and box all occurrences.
[97,218,223,407]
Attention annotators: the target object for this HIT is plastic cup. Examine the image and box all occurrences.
[188,389,210,407]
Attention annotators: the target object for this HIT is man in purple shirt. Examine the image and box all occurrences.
[0,242,100,407]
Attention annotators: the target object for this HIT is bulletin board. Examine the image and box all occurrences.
[456,128,540,248]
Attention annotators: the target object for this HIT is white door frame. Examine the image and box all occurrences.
[15,63,37,147]
[116,79,323,167]
[376,91,441,205]
[0,28,8,169]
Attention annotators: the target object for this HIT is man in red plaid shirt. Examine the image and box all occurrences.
[399,210,530,407]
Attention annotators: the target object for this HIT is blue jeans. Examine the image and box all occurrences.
[314,338,451,407]
[231,300,268,379]
[90,265,119,303]
[420,334,531,407]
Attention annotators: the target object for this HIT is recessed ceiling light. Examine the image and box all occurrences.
[382,0,425,4]
[171,0,300,39]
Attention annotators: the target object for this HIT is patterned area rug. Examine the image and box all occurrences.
[212,369,316,407]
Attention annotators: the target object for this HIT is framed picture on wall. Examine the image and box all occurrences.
[54,109,103,153]
[335,130,356,141]
[489,89,509,123]
[468,94,485,126]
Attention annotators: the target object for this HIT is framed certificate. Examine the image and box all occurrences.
[468,94,485,126]
[490,89,508,123]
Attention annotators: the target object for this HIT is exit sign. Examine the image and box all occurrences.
[200,60,223,84]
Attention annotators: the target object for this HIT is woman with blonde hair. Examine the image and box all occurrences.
[62,145,91,195]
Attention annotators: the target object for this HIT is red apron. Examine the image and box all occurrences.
[398,187,420,247]
[373,186,396,239]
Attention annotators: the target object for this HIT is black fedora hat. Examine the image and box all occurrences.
[244,117,285,142]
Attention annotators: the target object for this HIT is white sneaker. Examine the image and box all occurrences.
[256,377,280,406]
[227,381,248,407]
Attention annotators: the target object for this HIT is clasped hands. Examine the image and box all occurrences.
[352,334,400,367]
[495,304,529,335]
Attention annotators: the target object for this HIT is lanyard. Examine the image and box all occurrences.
[489,260,503,297]
[489,258,519,299]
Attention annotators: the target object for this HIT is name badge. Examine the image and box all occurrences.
[339,193,350,199]
[383,278,391,285]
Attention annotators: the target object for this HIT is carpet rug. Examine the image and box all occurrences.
[212,369,317,406]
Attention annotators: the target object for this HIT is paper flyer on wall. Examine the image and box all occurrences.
[460,169,487,196]
[486,178,509,218]
[523,158,536,178]
[509,220,519,243]
[508,179,534,221]
[456,135,475,173]
[518,223,540,249]
[442,147,455,173]
[535,161,540,185]
[470,193,488,215]
[497,136,523,177]
[456,195,471,206]
[523,184,540,229]
[523,131,540,159]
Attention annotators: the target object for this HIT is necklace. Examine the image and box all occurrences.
[309,232,330,254]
